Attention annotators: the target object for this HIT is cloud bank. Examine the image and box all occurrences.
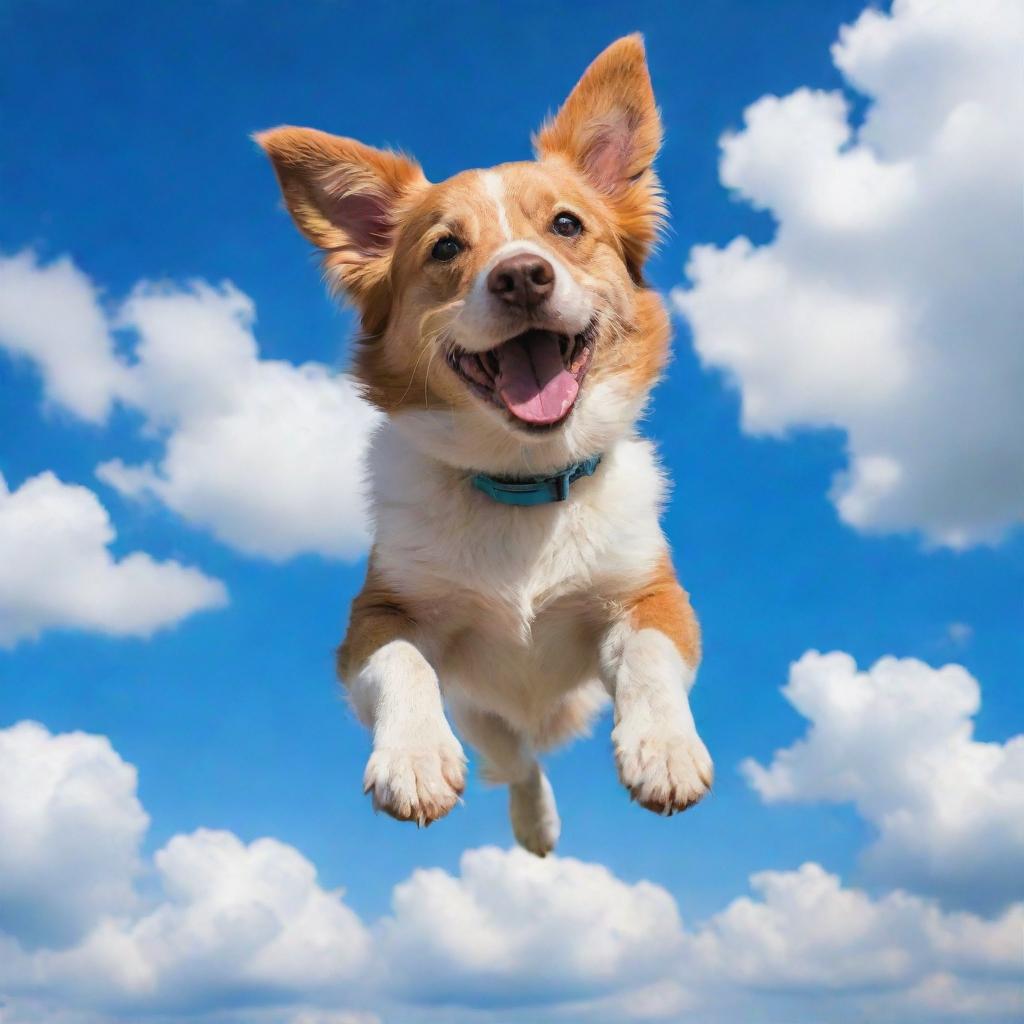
[0,717,1019,1024]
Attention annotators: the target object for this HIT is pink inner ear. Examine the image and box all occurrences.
[584,114,636,194]
[327,190,392,255]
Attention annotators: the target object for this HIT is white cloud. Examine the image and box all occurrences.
[742,651,1024,913]
[0,470,226,647]
[478,863,1024,1023]
[0,252,127,423]
[381,849,1023,1020]
[689,861,1024,992]
[0,718,1021,1023]
[673,0,1024,547]
[0,722,147,950]
[36,830,372,1014]
[897,971,1024,1021]
[98,281,379,562]
[376,854,1022,1021]
[0,722,371,1020]
[378,846,684,1007]
[548,979,695,1023]
[0,252,379,562]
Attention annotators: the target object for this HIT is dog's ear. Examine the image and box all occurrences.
[255,126,427,306]
[534,34,664,275]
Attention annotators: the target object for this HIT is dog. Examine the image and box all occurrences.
[257,34,712,856]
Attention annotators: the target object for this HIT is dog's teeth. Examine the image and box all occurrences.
[570,345,591,374]
[457,351,499,390]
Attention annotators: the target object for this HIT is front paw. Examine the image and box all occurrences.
[613,715,713,816]
[363,727,467,827]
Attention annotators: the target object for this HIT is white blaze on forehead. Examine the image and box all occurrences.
[481,171,513,241]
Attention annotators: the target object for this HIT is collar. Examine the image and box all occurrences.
[471,454,602,507]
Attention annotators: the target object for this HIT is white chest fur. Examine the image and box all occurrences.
[365,419,669,731]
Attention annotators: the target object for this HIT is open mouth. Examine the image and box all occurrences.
[447,323,596,429]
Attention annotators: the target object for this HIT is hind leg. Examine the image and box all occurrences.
[508,763,561,857]
[450,702,561,857]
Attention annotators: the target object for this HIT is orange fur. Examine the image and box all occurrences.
[533,34,666,280]
[257,37,670,419]
[626,556,702,667]
[254,127,427,329]
[336,556,414,681]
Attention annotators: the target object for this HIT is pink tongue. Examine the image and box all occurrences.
[494,331,579,425]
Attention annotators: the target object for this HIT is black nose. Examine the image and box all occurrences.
[487,253,555,310]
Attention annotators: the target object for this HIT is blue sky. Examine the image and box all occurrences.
[1,1,1022,1022]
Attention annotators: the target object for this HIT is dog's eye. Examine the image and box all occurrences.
[552,212,583,238]
[431,236,463,262]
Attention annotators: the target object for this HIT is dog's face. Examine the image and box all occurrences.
[259,35,670,467]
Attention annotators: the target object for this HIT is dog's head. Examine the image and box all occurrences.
[258,35,670,471]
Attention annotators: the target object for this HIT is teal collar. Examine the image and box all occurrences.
[471,454,602,507]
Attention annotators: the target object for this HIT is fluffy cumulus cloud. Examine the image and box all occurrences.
[0,722,147,950]
[97,282,379,562]
[32,830,372,1014]
[0,722,372,1021]
[0,252,379,562]
[673,0,1024,547]
[2,718,1020,1024]
[380,851,1022,1022]
[742,651,1024,913]
[0,470,226,647]
[378,846,683,1007]
[690,862,1024,992]
[685,862,1024,1023]
[0,252,128,423]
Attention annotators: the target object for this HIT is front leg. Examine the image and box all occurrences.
[601,558,713,815]
[337,564,466,826]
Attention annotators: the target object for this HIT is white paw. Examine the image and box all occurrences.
[613,715,713,816]
[509,767,561,857]
[363,723,467,827]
